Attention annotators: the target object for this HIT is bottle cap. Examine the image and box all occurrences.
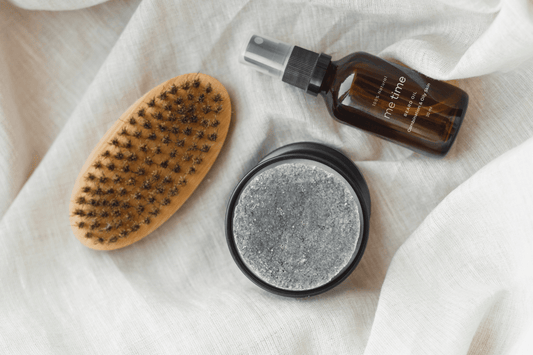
[240,34,331,96]
[239,34,294,80]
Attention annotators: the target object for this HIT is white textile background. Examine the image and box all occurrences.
[1,0,532,354]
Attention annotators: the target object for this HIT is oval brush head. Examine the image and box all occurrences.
[69,73,231,250]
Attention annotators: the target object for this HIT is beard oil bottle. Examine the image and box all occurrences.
[239,34,469,157]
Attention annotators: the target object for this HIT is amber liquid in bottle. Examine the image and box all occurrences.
[319,52,468,157]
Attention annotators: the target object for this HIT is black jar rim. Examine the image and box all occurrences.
[225,142,371,298]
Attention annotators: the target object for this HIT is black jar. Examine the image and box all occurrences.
[225,142,371,298]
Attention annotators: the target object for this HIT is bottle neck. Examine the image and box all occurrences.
[280,46,332,97]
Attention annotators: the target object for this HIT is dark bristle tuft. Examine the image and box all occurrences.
[151,171,161,181]
[197,94,205,103]
[106,188,115,195]
[188,143,198,151]
[172,164,181,173]
[168,113,177,122]
[182,153,191,162]
[126,177,136,186]
[180,116,189,124]
[121,163,130,173]
[147,98,156,107]
[106,162,115,171]
[164,104,172,111]
[97,237,105,244]
[162,175,173,184]
[119,127,129,136]
[133,192,143,200]
[119,230,129,238]
[136,205,145,214]
[93,161,103,169]
[213,93,223,102]
[155,185,165,194]
[162,135,171,145]
[90,221,100,230]
[144,156,153,166]
[188,166,196,174]
[85,173,96,182]
[169,186,179,196]
[112,175,122,184]
[146,194,156,204]
[169,149,178,158]
[148,132,157,141]
[202,105,211,114]
[150,208,161,217]
[82,186,91,193]
[174,97,184,105]
[211,119,220,127]
[77,221,85,229]
[143,120,152,130]
[141,180,152,190]
[128,152,138,162]
[102,224,112,232]
[144,217,151,225]
[112,210,121,218]
[177,105,186,114]
[183,127,192,136]
[187,93,194,101]
[101,199,109,207]
[153,112,164,121]
[135,167,146,176]
[208,133,218,141]
[159,91,168,100]
[194,157,202,165]
[190,115,198,123]
[192,78,201,88]
[76,196,87,205]
[133,130,142,139]
[118,187,127,196]
[205,84,213,93]
[178,176,187,185]
[187,104,195,113]
[161,197,171,206]
[171,125,180,135]
[170,84,178,95]
[100,210,109,218]
[110,199,120,208]
[182,81,190,90]
[125,213,134,222]
[85,232,93,239]
[214,105,223,114]
[131,224,141,232]
[86,210,96,218]
[122,201,131,210]
[158,124,167,132]
[138,108,145,117]
[160,160,169,169]
[123,139,132,149]
[109,236,118,243]
[139,144,148,153]
[201,119,210,127]
[153,146,162,155]
[114,151,125,160]
[110,138,120,147]
[94,187,104,196]
[200,144,210,153]
[89,198,100,207]
[129,117,137,125]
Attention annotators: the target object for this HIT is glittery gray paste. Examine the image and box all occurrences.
[233,160,361,291]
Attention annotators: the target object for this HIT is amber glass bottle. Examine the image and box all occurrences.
[240,34,469,157]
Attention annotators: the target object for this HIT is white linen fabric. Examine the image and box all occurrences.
[1,0,532,353]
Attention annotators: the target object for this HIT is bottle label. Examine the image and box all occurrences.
[369,75,433,133]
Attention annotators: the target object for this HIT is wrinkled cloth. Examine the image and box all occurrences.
[1,0,532,354]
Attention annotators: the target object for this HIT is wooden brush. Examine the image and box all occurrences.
[69,73,231,250]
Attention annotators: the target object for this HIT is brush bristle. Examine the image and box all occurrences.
[71,74,228,248]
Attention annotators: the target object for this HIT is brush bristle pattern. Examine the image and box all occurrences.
[71,74,228,248]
